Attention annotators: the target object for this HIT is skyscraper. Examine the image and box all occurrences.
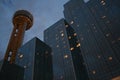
[64,0,120,80]
[44,19,89,80]
[4,10,33,63]
[15,37,53,80]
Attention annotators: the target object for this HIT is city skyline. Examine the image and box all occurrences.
[0,0,69,59]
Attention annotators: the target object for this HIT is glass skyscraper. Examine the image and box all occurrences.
[15,37,53,80]
[64,0,120,80]
[44,19,89,80]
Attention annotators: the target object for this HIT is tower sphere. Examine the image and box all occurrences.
[13,10,33,30]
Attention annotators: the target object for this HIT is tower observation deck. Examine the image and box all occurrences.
[4,10,33,63]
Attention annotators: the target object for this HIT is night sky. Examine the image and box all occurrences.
[0,0,69,60]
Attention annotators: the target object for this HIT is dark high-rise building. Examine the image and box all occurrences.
[0,61,24,80]
[4,10,33,63]
[15,37,53,80]
[44,19,89,80]
[64,0,120,80]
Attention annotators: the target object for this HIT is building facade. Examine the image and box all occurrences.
[64,0,120,80]
[44,19,89,80]
[15,37,53,80]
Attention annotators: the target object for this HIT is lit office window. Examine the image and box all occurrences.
[76,43,81,47]
[70,47,74,51]
[65,25,68,28]
[15,29,18,33]
[64,54,68,59]
[106,33,110,37]
[14,34,17,37]
[101,0,106,5]
[108,56,112,61]
[61,33,64,37]
[68,36,71,39]
[92,70,96,74]
[8,57,11,61]
[9,51,12,55]
[98,55,101,59]
[101,15,106,19]
[74,33,77,36]
[56,45,59,48]
[70,21,74,24]
[19,54,24,59]
[24,65,27,68]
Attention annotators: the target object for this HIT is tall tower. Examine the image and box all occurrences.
[4,10,33,63]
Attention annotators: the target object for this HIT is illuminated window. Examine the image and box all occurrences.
[61,33,64,37]
[14,34,17,37]
[70,21,74,24]
[64,54,68,59]
[8,57,11,61]
[106,33,110,37]
[19,54,24,59]
[24,65,27,68]
[65,25,68,28]
[101,16,106,19]
[112,76,120,80]
[101,0,106,5]
[56,45,59,48]
[70,47,74,51]
[108,56,112,61]
[16,29,18,33]
[9,51,12,55]
[74,33,77,36]
[92,70,96,74]
[68,36,71,39]
[98,55,101,59]
[76,43,81,47]
[77,25,79,27]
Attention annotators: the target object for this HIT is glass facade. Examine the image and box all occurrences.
[64,0,120,80]
[15,37,53,80]
[44,19,88,80]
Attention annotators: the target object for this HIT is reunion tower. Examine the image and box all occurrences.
[4,10,33,63]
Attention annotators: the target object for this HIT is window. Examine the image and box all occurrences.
[101,16,106,19]
[65,25,68,28]
[68,36,71,39]
[61,33,64,37]
[92,70,96,74]
[101,0,106,5]
[19,54,24,59]
[64,54,68,59]
[70,21,74,24]
[108,56,112,61]
[76,43,81,47]
[14,34,17,37]
[74,33,77,36]
[8,57,11,61]
[70,47,74,51]
[24,65,27,68]
[98,55,101,59]
[56,45,59,48]
[106,33,110,37]
[15,29,18,33]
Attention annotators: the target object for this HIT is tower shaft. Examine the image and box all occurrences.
[4,21,26,63]
[4,10,33,63]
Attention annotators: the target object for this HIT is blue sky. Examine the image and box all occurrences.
[0,0,69,59]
